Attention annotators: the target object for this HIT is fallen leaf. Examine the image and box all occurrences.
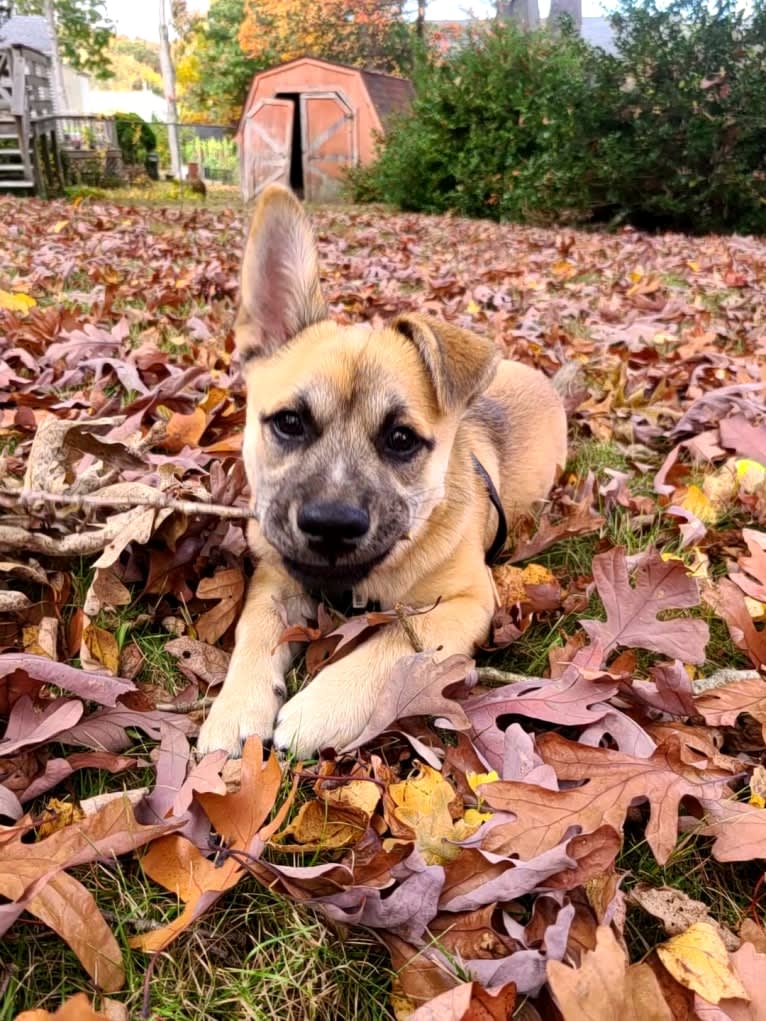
[581,547,709,664]
[481,733,734,863]
[385,763,484,864]
[0,289,37,312]
[14,992,111,1020]
[657,922,748,1003]
[629,884,739,950]
[548,925,671,1020]
[195,567,245,644]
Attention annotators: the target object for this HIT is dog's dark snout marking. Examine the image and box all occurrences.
[297,501,370,543]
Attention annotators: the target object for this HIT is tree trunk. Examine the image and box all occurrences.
[549,0,582,32]
[416,0,427,40]
[496,0,540,29]
[159,0,183,179]
[43,0,68,113]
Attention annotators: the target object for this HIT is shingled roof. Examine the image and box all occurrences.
[360,68,414,126]
[0,14,53,54]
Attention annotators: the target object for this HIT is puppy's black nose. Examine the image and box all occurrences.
[297,501,370,543]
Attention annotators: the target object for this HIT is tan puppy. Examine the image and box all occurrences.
[197,185,567,759]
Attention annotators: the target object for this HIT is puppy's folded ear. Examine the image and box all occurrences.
[390,313,500,412]
[235,185,328,360]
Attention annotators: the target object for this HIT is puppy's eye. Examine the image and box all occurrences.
[385,426,421,457]
[270,410,305,440]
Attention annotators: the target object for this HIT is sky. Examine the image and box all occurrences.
[104,0,607,43]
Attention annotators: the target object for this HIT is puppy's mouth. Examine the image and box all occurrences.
[280,547,392,591]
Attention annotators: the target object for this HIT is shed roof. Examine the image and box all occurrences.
[242,57,413,128]
[360,68,414,126]
[0,14,52,54]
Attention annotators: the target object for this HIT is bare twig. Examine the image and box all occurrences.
[141,952,161,1020]
[476,664,764,695]
[691,668,763,694]
[0,489,257,521]
[155,696,216,713]
[475,666,545,686]
[395,602,424,653]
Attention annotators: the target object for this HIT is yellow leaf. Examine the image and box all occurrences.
[749,766,766,806]
[466,299,481,315]
[82,622,120,675]
[656,922,749,1002]
[0,289,37,312]
[660,548,709,580]
[199,387,228,414]
[744,597,766,621]
[320,778,380,816]
[736,458,766,494]
[270,799,368,852]
[463,807,493,828]
[552,259,576,278]
[680,484,717,525]
[52,219,69,233]
[38,798,85,838]
[492,563,556,605]
[629,265,645,282]
[466,770,499,793]
[687,260,701,272]
[388,764,483,865]
[736,458,766,478]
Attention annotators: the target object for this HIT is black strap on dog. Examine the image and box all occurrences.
[471,454,508,565]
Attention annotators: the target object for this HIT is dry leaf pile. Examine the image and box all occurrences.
[1,196,766,1019]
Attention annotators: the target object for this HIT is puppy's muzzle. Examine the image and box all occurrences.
[297,501,370,553]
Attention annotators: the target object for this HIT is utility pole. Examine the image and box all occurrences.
[43,0,68,113]
[159,0,182,179]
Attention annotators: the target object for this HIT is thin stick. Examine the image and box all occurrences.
[475,666,543,685]
[0,489,258,521]
[154,696,216,713]
[395,601,424,653]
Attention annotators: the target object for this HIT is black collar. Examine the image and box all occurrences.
[471,453,508,565]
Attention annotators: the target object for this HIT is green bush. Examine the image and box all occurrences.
[115,113,157,166]
[595,0,766,233]
[366,2,766,233]
[371,21,601,224]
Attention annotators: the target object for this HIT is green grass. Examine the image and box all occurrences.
[0,863,393,1020]
[6,405,757,1014]
[620,825,763,960]
[64,181,244,213]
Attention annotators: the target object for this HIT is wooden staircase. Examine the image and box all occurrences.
[0,44,50,194]
[0,117,35,192]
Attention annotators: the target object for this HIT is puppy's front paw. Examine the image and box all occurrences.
[197,691,281,759]
[273,670,370,759]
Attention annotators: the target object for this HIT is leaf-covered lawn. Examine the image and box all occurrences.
[1,195,766,1020]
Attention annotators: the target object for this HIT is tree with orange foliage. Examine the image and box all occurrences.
[239,0,413,74]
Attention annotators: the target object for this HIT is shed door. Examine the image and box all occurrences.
[241,98,293,201]
[301,92,356,202]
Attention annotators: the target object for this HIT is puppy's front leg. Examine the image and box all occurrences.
[197,564,304,757]
[273,586,494,758]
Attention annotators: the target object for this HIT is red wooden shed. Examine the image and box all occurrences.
[237,57,414,202]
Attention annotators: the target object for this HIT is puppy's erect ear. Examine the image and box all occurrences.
[235,185,328,360]
[390,313,500,412]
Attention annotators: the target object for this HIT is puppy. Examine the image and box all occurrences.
[197,185,567,758]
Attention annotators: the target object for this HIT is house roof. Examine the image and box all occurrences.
[0,14,53,55]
